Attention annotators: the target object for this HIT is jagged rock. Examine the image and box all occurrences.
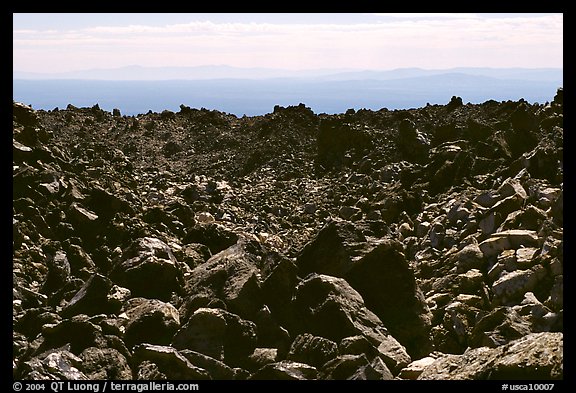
[19,347,89,380]
[454,242,485,273]
[172,307,257,368]
[396,119,430,163]
[180,350,235,380]
[296,220,431,357]
[15,308,61,339]
[41,250,71,295]
[132,343,211,380]
[260,256,298,322]
[123,298,181,349]
[296,219,367,277]
[345,239,432,358]
[37,315,106,355]
[418,332,563,380]
[479,230,540,257]
[249,360,318,380]
[181,239,263,320]
[349,356,394,380]
[79,347,132,379]
[292,274,411,372]
[136,361,166,380]
[247,348,278,371]
[13,102,40,127]
[110,237,183,301]
[68,202,99,226]
[61,274,115,317]
[287,333,338,368]
[172,307,227,360]
[398,356,436,379]
[12,95,563,380]
[339,205,361,220]
[173,242,211,269]
[469,307,532,348]
[252,305,292,356]
[319,354,393,380]
[316,118,373,168]
[65,244,96,279]
[183,222,239,255]
[491,265,548,305]
[338,335,377,357]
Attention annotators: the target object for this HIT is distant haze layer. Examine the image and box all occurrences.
[13,67,562,116]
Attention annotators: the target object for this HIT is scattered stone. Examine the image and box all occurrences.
[79,347,132,380]
[172,307,257,368]
[132,344,210,380]
[479,230,540,257]
[398,356,436,379]
[110,237,183,301]
[181,239,264,320]
[123,298,181,349]
[418,332,562,380]
[287,333,338,368]
[249,360,318,380]
[12,94,563,380]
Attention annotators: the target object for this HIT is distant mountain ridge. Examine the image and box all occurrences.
[13,65,563,83]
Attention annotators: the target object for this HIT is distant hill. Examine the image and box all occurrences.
[13,67,562,116]
[12,65,562,83]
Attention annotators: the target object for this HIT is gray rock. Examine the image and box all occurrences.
[18,346,88,380]
[249,360,318,380]
[398,356,436,380]
[79,347,132,380]
[182,239,263,320]
[292,274,411,372]
[455,242,485,273]
[479,230,540,257]
[123,298,181,349]
[346,239,432,358]
[61,274,115,318]
[492,265,547,305]
[469,307,532,348]
[68,202,99,225]
[339,205,361,220]
[247,348,278,371]
[419,332,563,380]
[319,354,369,380]
[349,356,394,380]
[132,344,210,380]
[296,218,367,277]
[110,237,183,301]
[179,350,235,380]
[172,307,257,368]
[41,251,71,295]
[287,333,338,368]
[497,177,527,200]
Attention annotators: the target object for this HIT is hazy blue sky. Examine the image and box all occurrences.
[13,13,563,73]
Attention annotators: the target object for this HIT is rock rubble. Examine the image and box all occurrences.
[13,92,563,380]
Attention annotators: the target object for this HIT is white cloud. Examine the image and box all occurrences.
[371,13,480,19]
[13,14,563,72]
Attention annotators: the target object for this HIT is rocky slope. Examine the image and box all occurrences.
[13,91,563,380]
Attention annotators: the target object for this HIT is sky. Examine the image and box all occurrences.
[13,13,563,73]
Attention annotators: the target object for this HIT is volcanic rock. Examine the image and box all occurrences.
[12,92,563,380]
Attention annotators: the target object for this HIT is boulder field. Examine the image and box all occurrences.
[13,91,563,380]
